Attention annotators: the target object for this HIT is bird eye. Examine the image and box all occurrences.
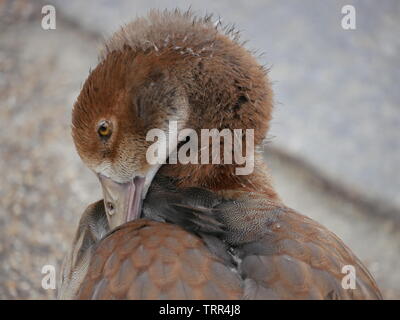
[97,120,112,139]
[106,201,115,215]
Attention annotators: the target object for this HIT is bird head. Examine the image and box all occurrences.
[72,10,273,230]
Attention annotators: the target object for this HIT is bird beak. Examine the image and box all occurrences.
[98,174,145,230]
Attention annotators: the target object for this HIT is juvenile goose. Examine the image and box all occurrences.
[60,10,382,299]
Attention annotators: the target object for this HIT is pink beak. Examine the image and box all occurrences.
[98,174,145,230]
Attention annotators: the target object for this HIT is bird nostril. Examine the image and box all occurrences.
[106,202,115,215]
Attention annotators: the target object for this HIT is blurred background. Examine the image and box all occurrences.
[0,0,399,299]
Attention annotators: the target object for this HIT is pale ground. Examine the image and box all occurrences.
[0,1,399,299]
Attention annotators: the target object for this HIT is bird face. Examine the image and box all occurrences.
[72,49,188,229]
[72,11,274,231]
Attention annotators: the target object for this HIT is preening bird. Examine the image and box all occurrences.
[59,10,382,299]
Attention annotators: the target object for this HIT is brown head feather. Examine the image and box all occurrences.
[72,9,276,197]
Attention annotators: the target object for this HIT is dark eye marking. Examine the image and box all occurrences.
[135,96,145,119]
[97,120,113,140]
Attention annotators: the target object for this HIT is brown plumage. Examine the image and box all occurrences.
[77,220,242,300]
[60,10,382,299]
